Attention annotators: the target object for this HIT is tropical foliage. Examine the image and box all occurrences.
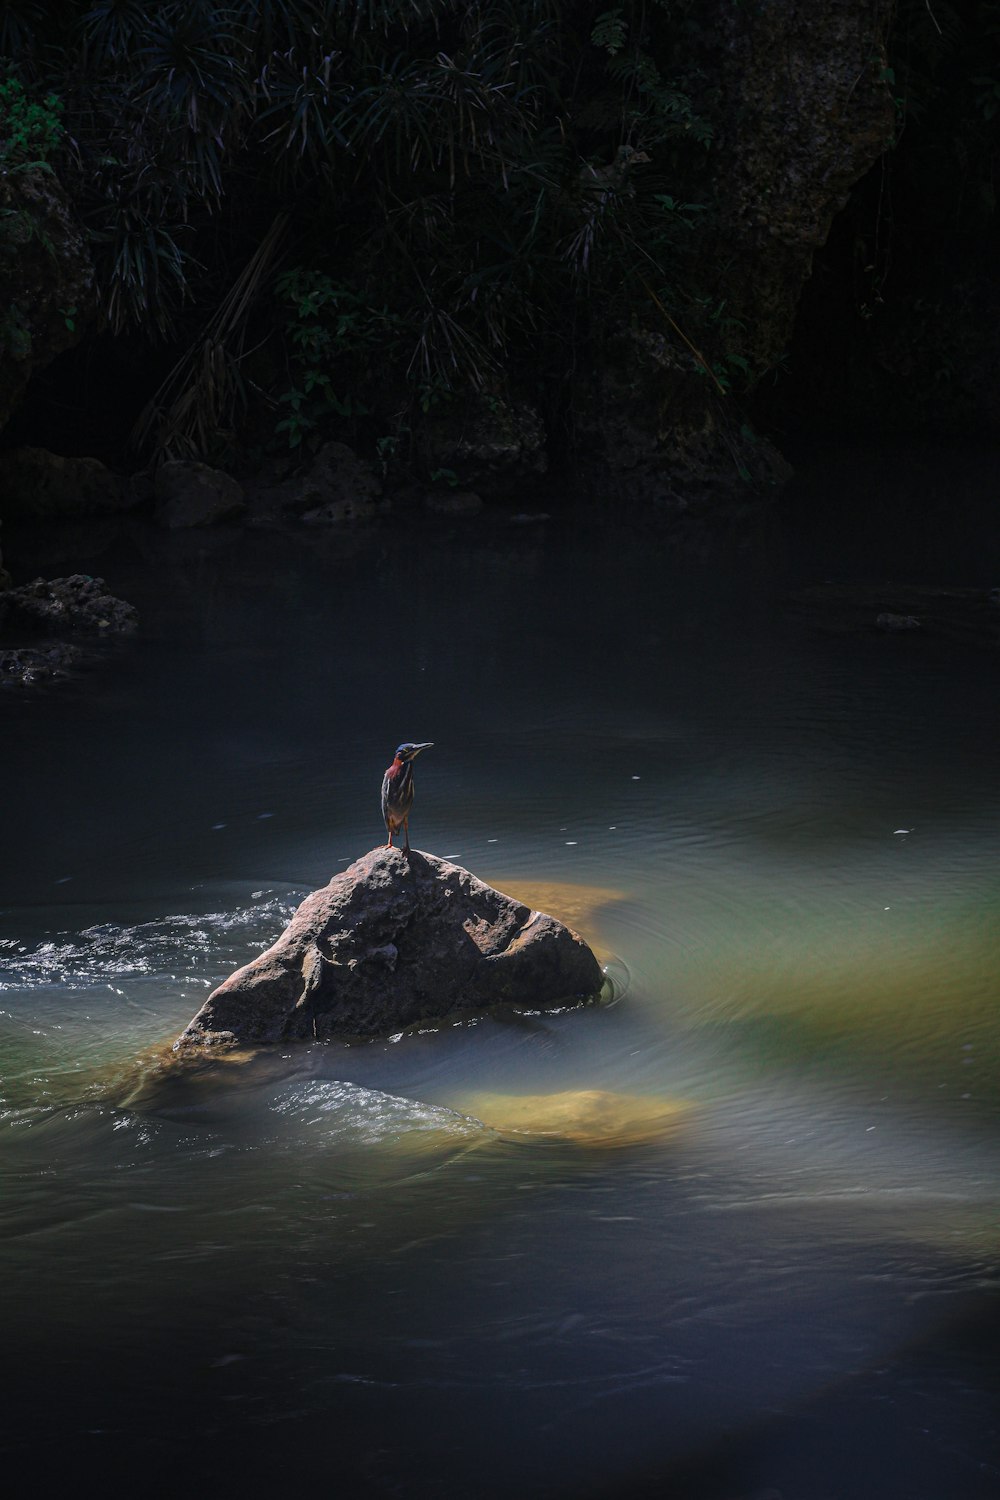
[0,0,717,458]
[6,1,991,461]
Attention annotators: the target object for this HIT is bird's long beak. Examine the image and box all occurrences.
[410,742,434,756]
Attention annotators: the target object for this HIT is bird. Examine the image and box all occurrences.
[381,741,433,852]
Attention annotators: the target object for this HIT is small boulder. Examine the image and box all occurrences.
[153,460,245,528]
[176,847,605,1049]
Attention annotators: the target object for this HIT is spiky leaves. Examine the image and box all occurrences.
[13,0,714,457]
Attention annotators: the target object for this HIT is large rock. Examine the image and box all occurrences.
[176,847,605,1049]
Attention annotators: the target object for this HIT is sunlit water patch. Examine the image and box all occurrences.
[1,499,999,1497]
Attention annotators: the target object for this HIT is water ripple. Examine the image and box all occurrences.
[0,894,302,990]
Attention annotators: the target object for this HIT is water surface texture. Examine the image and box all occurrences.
[2,449,999,1497]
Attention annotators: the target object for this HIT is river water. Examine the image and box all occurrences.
[2,446,998,1497]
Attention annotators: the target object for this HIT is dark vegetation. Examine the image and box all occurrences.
[0,0,718,473]
[0,0,997,477]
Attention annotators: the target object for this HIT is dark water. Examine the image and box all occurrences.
[2,446,999,1497]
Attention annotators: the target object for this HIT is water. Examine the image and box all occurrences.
[2,447,999,1496]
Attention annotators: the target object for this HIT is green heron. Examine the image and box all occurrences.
[381,741,433,851]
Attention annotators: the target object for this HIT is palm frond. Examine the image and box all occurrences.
[133,210,290,456]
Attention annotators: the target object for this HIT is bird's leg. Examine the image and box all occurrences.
[386,826,394,848]
[403,817,410,853]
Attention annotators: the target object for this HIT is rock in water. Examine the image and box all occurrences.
[176,847,605,1050]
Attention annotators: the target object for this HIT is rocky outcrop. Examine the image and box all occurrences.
[0,446,128,519]
[176,846,605,1049]
[706,0,896,377]
[0,166,96,432]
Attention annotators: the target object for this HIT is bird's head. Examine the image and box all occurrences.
[394,741,434,762]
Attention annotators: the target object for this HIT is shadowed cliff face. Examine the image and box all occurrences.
[707,0,895,374]
[577,0,896,508]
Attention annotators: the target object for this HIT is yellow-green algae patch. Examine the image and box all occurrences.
[448,1088,689,1147]
[483,878,629,958]
[664,886,1000,1096]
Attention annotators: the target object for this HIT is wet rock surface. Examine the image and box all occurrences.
[0,573,137,686]
[177,846,605,1049]
[0,573,138,636]
[0,641,83,686]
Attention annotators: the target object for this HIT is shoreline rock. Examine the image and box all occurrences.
[0,572,137,686]
[0,573,138,637]
[176,846,606,1050]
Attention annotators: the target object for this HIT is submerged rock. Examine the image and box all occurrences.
[450,1089,688,1148]
[176,847,605,1050]
[0,641,82,686]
